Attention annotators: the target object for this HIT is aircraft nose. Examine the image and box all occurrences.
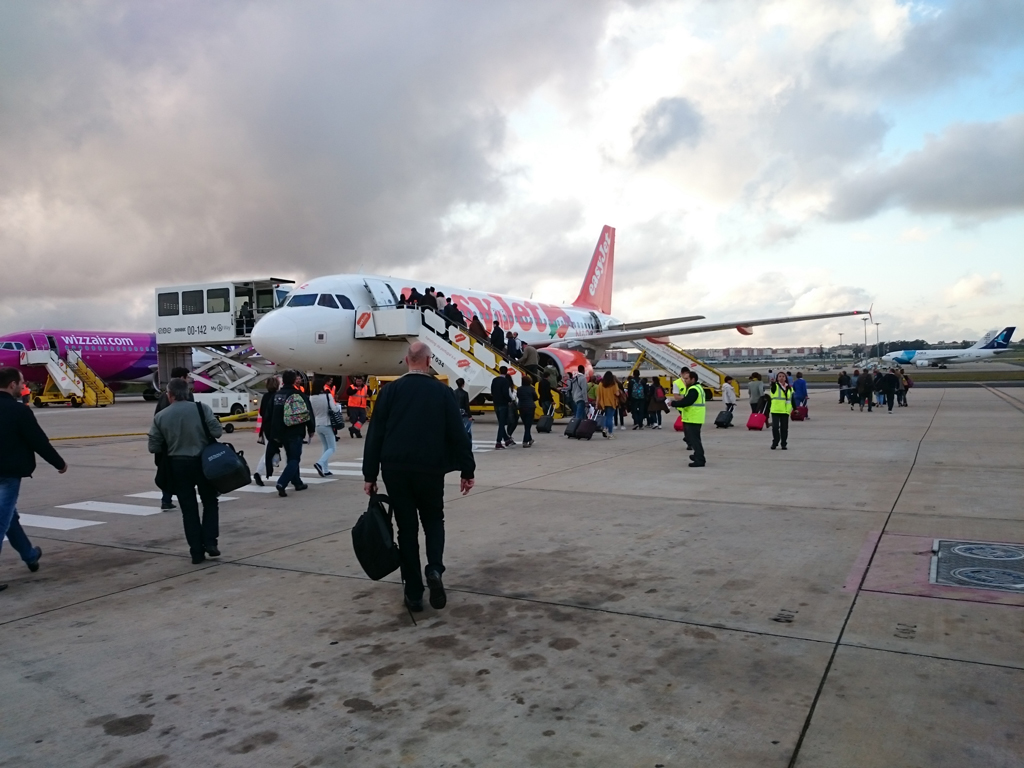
[251,312,297,365]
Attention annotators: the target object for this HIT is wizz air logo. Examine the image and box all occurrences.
[588,232,612,297]
[61,335,137,347]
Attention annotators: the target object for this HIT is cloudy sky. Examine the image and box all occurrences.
[1,0,1022,347]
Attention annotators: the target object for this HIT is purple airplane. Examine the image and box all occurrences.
[0,329,159,397]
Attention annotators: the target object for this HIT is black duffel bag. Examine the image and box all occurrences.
[197,403,251,493]
[352,494,401,580]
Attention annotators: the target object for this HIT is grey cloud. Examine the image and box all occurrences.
[827,114,1024,221]
[0,0,615,327]
[632,97,704,163]
[767,87,888,162]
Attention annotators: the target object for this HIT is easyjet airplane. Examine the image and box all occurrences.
[251,226,868,378]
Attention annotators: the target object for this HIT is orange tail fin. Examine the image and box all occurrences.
[572,225,614,316]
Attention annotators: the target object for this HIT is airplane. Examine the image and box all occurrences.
[0,330,161,397]
[251,225,869,381]
[882,327,1016,368]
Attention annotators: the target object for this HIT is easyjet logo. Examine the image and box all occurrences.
[454,333,466,343]
[457,359,471,368]
[356,312,372,329]
[588,232,612,296]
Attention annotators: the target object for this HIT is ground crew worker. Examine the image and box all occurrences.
[769,371,794,450]
[0,367,67,590]
[670,371,706,467]
[672,367,692,447]
[363,342,475,613]
[346,376,369,438]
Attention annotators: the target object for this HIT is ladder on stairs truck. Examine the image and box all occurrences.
[628,339,738,399]
[19,348,115,407]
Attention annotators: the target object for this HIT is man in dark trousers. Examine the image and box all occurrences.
[670,370,706,467]
[0,367,67,590]
[490,320,505,351]
[882,368,900,413]
[148,378,224,564]
[490,365,514,449]
[363,342,475,613]
[856,369,874,412]
[154,366,193,510]
[269,370,313,497]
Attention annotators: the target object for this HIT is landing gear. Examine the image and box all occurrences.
[142,388,159,402]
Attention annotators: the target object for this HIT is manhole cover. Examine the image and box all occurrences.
[931,539,1024,593]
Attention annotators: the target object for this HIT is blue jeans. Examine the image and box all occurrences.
[0,477,39,564]
[603,406,615,433]
[315,425,336,470]
[276,437,305,489]
[574,401,587,421]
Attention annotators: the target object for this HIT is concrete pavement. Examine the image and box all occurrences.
[1,388,1022,766]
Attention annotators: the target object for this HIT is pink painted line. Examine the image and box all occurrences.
[844,530,884,592]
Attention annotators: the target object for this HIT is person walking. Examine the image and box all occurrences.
[722,376,738,413]
[855,369,874,412]
[310,376,342,476]
[899,369,912,407]
[747,372,765,414]
[792,372,808,409]
[490,320,505,351]
[568,365,589,422]
[363,342,475,612]
[648,377,667,428]
[270,370,313,497]
[455,378,473,438]
[491,365,514,449]
[345,376,369,438]
[768,372,794,450]
[596,371,620,438]
[147,378,223,564]
[253,376,281,486]
[468,315,487,341]
[896,369,907,407]
[0,367,66,588]
[670,371,706,467]
[518,344,541,381]
[628,370,647,429]
[538,374,553,418]
[882,368,900,414]
[838,370,851,404]
[154,366,193,510]
[517,379,537,447]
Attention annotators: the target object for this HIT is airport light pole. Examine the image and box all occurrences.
[863,317,868,354]
[874,322,881,359]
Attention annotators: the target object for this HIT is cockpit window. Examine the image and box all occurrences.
[317,294,339,309]
[1,342,26,351]
[287,294,318,307]
[336,294,355,310]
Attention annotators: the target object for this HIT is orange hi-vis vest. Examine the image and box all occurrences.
[347,386,368,409]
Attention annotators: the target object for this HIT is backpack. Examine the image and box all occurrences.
[283,393,310,426]
[629,379,644,399]
[905,376,914,389]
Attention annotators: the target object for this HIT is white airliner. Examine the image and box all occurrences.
[251,226,868,380]
[883,327,1016,368]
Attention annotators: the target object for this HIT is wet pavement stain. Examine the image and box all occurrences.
[372,662,403,679]
[121,756,169,768]
[226,731,279,754]
[549,638,580,651]
[101,714,154,737]
[276,689,315,711]
[342,698,379,713]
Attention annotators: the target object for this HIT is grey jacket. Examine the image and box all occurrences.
[747,380,765,401]
[148,401,223,458]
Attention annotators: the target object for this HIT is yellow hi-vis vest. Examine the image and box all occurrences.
[681,384,706,424]
[673,378,686,412]
[770,383,793,415]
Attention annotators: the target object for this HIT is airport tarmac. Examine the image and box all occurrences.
[2,388,1023,767]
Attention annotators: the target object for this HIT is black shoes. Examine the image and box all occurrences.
[0,584,7,592]
[205,546,221,558]
[771,444,777,450]
[191,553,206,565]
[688,461,705,468]
[160,501,176,510]
[294,482,309,491]
[426,570,447,610]
[313,463,325,478]
[781,445,788,450]
[276,485,287,497]
[253,473,264,486]
[404,594,424,613]
[27,547,41,572]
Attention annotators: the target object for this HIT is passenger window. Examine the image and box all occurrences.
[182,290,204,315]
[158,292,180,317]
[207,288,231,313]
[287,294,318,307]
[336,294,355,310]
[317,294,339,309]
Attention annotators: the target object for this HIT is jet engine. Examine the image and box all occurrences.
[538,348,593,382]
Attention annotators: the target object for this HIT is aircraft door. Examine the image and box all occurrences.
[363,278,398,309]
[30,334,49,351]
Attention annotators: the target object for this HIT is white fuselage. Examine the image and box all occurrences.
[250,274,620,375]
[883,347,1009,367]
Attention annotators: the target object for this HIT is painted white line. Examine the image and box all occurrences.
[234,485,279,494]
[57,501,164,517]
[125,492,238,502]
[298,477,336,485]
[19,514,105,531]
[301,468,362,477]
[328,461,362,468]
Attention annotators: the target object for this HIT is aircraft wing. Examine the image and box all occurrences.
[534,309,869,349]
[606,315,705,331]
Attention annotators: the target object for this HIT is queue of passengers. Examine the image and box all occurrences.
[835,367,913,413]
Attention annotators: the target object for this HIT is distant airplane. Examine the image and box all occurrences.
[251,225,869,379]
[882,327,1016,368]
[0,330,159,395]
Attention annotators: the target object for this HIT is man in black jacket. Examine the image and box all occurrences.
[490,320,505,351]
[882,368,900,413]
[490,366,514,449]
[0,368,67,590]
[270,370,313,497]
[363,342,475,612]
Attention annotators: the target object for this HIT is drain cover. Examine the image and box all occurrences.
[931,539,1024,593]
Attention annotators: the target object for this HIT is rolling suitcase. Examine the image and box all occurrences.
[536,414,554,433]
[564,418,581,438]
[746,412,767,431]
[792,405,808,421]
[572,419,599,440]
[714,410,733,428]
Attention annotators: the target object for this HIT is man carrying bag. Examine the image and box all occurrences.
[148,378,224,564]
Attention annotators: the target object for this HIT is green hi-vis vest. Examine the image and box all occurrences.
[681,384,706,424]
[770,383,793,415]
[673,378,686,413]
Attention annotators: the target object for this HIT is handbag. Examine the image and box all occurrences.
[196,403,251,493]
[351,494,402,580]
[323,394,345,429]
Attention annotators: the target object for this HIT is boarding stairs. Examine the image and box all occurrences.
[66,349,116,406]
[354,305,524,400]
[631,339,728,397]
[19,349,86,405]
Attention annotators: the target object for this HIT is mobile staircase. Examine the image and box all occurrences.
[19,349,114,407]
[354,305,524,399]
[630,339,734,399]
